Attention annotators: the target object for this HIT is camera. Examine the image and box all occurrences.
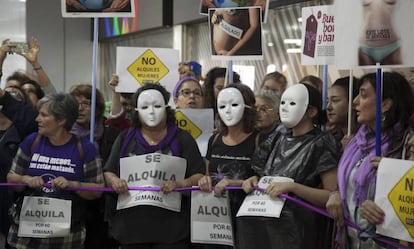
[8,41,28,54]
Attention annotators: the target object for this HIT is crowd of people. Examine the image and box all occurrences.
[1,37,414,249]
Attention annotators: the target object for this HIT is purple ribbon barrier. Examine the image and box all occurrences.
[0,183,409,248]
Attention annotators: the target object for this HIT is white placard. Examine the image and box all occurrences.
[18,197,71,238]
[301,5,335,65]
[117,153,186,212]
[191,191,233,246]
[236,176,293,218]
[175,109,214,157]
[375,157,414,242]
[116,47,179,105]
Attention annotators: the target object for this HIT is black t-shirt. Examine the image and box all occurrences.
[206,132,258,227]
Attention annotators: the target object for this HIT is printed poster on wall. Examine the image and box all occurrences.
[301,5,335,65]
[175,109,214,157]
[116,47,179,100]
[209,7,263,61]
[191,191,233,246]
[375,158,414,242]
[335,0,414,68]
[61,0,135,18]
[117,153,186,212]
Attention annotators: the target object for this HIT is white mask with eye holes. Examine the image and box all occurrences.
[217,88,245,127]
[135,89,166,127]
[279,84,309,128]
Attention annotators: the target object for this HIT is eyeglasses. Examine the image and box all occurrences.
[78,100,91,108]
[256,106,274,114]
[179,89,203,98]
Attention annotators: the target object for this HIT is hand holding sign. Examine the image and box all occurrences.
[359,200,385,225]
[265,181,296,198]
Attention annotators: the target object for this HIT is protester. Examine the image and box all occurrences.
[326,72,414,249]
[239,83,340,249]
[255,90,281,137]
[70,83,121,249]
[198,83,260,248]
[259,71,288,97]
[173,76,204,109]
[104,83,204,249]
[7,93,104,249]
[326,76,359,146]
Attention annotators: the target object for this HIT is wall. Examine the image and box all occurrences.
[26,0,93,92]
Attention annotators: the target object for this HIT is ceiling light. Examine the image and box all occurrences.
[283,39,302,46]
[266,64,277,73]
[286,48,302,54]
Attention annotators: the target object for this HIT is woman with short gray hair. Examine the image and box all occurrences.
[7,93,104,249]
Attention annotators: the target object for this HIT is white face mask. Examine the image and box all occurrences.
[217,88,245,127]
[135,89,166,127]
[279,84,309,128]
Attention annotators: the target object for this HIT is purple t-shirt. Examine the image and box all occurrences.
[19,133,99,197]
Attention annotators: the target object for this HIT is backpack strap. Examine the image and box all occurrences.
[205,133,220,176]
[76,135,84,160]
[30,133,42,155]
[254,132,261,153]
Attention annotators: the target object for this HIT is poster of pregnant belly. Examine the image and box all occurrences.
[209,6,263,61]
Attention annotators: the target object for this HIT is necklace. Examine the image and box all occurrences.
[142,128,167,145]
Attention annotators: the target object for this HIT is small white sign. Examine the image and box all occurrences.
[236,176,293,218]
[117,153,186,212]
[375,157,414,242]
[18,197,71,238]
[191,191,233,246]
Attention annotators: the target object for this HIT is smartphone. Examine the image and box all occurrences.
[9,42,28,53]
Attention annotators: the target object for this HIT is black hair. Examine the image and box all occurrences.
[358,72,414,131]
[22,79,45,100]
[302,83,323,125]
[203,67,241,109]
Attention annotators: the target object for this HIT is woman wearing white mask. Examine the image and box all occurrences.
[198,83,261,248]
[239,83,340,249]
[103,83,204,249]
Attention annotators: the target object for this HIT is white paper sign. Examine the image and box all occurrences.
[375,157,414,242]
[116,47,179,104]
[18,197,71,238]
[117,153,186,212]
[175,109,214,157]
[191,191,233,246]
[301,5,335,65]
[236,176,293,218]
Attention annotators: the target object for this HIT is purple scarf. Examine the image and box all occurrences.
[120,123,180,158]
[338,124,403,211]
[71,118,104,150]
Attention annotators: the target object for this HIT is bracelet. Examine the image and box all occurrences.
[33,66,42,71]
[329,190,339,196]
